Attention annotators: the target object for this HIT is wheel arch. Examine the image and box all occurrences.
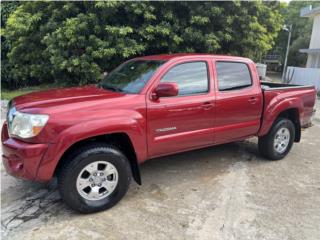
[260,108,301,142]
[277,108,301,142]
[54,133,142,185]
[259,95,303,142]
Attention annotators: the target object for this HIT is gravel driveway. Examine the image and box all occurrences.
[1,99,320,240]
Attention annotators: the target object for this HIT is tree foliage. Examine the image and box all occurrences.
[2,1,283,88]
[1,1,20,88]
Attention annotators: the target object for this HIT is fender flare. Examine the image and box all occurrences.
[259,97,303,137]
[36,117,146,182]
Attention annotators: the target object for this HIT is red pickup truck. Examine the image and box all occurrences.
[2,54,316,213]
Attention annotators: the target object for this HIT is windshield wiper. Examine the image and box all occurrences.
[99,84,124,92]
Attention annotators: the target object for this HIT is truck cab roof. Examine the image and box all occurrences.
[135,53,253,63]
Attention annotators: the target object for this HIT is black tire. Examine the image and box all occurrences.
[258,118,295,160]
[58,142,131,213]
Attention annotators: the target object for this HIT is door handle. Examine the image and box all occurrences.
[202,102,214,110]
[248,97,257,104]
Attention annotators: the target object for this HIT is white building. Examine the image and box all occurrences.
[299,6,320,68]
[286,6,320,91]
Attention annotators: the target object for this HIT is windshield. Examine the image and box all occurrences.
[99,60,165,93]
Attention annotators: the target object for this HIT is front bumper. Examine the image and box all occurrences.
[1,123,48,181]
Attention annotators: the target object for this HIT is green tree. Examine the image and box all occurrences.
[1,1,20,89]
[3,1,283,88]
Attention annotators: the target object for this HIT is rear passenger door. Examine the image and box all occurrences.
[213,61,263,144]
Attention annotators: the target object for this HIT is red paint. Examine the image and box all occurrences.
[2,123,49,180]
[1,54,317,182]
[151,82,179,100]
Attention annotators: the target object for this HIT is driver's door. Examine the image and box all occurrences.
[146,60,215,158]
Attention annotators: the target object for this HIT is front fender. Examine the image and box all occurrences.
[36,116,146,181]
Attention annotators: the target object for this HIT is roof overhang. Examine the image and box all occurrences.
[300,6,320,18]
[299,48,320,54]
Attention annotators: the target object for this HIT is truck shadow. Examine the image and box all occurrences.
[143,140,259,170]
[1,139,262,236]
[134,139,261,195]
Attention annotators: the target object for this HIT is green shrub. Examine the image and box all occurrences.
[3,1,283,89]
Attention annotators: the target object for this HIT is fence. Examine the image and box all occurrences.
[286,66,320,91]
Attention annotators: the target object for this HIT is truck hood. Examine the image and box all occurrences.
[12,85,125,111]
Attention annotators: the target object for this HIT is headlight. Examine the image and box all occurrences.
[9,111,49,138]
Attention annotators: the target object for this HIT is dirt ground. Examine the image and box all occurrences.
[1,99,320,240]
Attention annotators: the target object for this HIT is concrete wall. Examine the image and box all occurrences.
[286,66,320,91]
[306,53,320,68]
[309,14,320,49]
[306,13,320,68]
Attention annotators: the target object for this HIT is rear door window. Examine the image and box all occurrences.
[216,62,252,91]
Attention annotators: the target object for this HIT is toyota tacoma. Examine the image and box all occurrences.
[2,54,317,213]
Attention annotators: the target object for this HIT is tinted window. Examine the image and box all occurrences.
[216,62,252,91]
[100,60,165,93]
[161,62,209,95]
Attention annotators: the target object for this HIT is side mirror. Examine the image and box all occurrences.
[151,82,179,100]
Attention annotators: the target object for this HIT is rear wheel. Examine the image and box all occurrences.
[58,143,131,213]
[258,118,295,160]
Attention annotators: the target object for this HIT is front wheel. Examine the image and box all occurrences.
[58,143,131,213]
[258,118,295,160]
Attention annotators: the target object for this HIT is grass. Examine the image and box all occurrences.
[2,87,38,100]
[1,85,53,100]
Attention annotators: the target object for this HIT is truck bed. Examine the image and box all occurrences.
[260,81,314,90]
[259,81,317,136]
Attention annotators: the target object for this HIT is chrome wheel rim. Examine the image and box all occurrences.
[274,127,290,154]
[76,161,118,201]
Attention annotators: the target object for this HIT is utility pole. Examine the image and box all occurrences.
[282,24,292,83]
